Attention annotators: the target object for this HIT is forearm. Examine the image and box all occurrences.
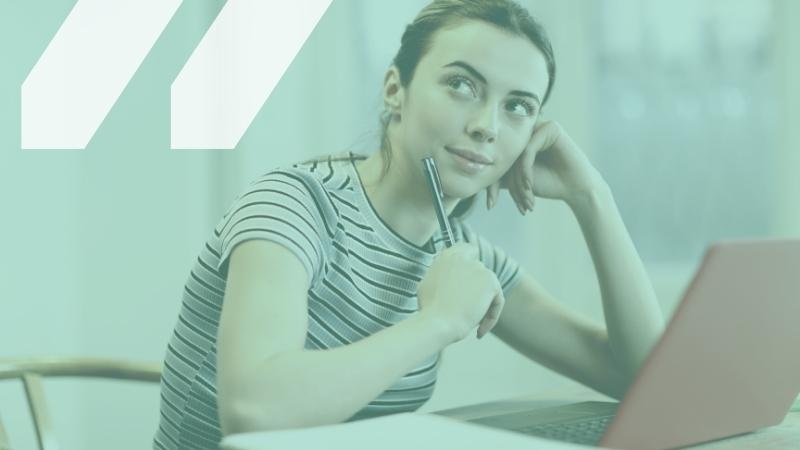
[221,313,452,434]
[568,183,665,379]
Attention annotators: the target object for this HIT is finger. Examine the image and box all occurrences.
[508,182,525,215]
[514,167,530,214]
[521,149,538,193]
[476,299,500,338]
[522,168,535,212]
[477,274,506,338]
[528,190,535,212]
[487,182,499,210]
[477,288,506,339]
[507,163,525,214]
[517,145,536,192]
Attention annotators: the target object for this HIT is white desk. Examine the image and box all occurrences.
[220,412,591,450]
[221,390,800,450]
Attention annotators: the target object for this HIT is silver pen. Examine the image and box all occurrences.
[422,157,456,248]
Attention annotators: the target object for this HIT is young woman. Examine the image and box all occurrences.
[153,1,664,448]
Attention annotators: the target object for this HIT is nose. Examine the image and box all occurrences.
[467,103,499,144]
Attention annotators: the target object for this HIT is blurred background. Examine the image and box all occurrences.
[1,0,798,448]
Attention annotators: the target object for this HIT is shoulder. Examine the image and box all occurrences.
[245,152,358,202]
[226,152,366,233]
[246,165,323,199]
[290,151,362,191]
[236,153,352,210]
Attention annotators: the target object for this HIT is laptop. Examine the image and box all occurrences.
[438,239,800,449]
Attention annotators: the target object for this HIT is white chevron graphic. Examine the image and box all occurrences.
[171,0,332,149]
[21,0,182,149]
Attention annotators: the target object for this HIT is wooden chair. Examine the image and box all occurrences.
[0,357,161,450]
[0,413,10,450]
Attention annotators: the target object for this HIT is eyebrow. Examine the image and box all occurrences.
[443,60,541,106]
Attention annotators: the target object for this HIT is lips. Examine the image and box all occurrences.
[445,147,493,165]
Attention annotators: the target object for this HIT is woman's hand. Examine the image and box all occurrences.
[485,120,605,213]
[417,242,506,342]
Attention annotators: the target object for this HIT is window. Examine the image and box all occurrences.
[590,0,777,262]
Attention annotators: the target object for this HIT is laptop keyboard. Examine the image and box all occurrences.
[515,415,614,445]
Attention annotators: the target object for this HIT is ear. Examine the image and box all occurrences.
[383,66,405,116]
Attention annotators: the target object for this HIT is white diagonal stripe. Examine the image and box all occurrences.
[21,0,182,149]
[171,0,332,150]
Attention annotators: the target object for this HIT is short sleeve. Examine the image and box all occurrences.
[215,170,328,288]
[456,221,522,298]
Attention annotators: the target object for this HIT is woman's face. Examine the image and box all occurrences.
[388,20,550,199]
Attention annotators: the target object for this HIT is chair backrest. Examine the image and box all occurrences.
[0,357,161,450]
[0,413,11,450]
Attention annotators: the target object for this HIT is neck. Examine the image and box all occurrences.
[355,149,460,248]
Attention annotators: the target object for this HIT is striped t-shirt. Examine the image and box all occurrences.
[153,152,522,449]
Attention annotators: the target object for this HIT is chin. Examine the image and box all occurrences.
[441,180,484,200]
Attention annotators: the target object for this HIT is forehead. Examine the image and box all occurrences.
[419,20,550,99]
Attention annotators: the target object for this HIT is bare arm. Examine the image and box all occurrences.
[493,271,628,400]
[492,185,664,397]
[217,241,453,435]
[568,183,665,379]
[489,121,664,393]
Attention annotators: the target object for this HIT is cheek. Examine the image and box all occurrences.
[408,97,464,144]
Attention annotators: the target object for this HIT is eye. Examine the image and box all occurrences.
[506,98,537,117]
[446,75,477,97]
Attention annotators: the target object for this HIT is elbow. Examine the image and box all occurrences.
[607,362,640,401]
[606,376,633,402]
[605,340,656,401]
[218,394,288,436]
[587,369,630,402]
[598,344,638,401]
[217,362,288,435]
[218,390,343,436]
[218,378,284,436]
[218,392,264,436]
